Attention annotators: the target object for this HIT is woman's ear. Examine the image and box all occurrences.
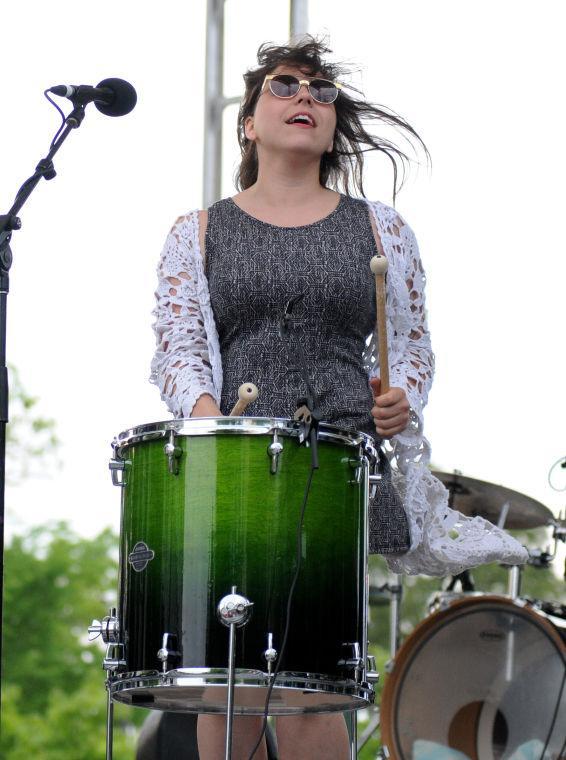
[244,116,256,142]
[326,141,334,153]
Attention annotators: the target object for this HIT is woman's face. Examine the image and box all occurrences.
[244,64,337,162]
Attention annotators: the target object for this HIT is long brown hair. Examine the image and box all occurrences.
[236,36,430,205]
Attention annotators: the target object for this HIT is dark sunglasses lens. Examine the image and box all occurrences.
[270,75,300,98]
[309,79,338,103]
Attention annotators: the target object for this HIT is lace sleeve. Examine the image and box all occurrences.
[150,212,219,418]
[390,215,435,448]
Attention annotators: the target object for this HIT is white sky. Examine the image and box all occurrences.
[3,1,566,556]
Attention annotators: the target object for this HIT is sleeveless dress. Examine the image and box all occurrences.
[205,194,410,553]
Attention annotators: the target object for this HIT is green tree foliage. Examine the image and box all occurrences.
[1,523,146,759]
[7,365,60,484]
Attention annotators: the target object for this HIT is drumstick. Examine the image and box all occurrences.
[229,382,259,416]
[370,255,390,393]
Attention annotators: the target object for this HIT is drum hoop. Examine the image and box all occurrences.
[109,668,375,715]
[380,594,566,756]
[113,417,378,457]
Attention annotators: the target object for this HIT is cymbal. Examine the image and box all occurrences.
[432,471,555,530]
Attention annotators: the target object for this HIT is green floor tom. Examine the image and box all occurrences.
[108,417,376,715]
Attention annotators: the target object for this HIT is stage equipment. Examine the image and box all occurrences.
[0,77,136,697]
[380,594,566,760]
[48,78,137,116]
[433,471,555,529]
[90,417,380,759]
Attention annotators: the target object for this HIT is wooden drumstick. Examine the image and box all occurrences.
[229,382,259,416]
[370,255,390,393]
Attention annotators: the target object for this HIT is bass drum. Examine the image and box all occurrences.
[108,417,376,715]
[381,595,566,759]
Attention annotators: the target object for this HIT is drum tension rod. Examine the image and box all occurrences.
[164,430,182,475]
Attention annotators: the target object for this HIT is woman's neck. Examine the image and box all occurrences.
[234,155,339,226]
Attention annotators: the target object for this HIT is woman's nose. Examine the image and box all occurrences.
[295,84,312,102]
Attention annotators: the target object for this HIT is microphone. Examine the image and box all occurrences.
[48,78,137,117]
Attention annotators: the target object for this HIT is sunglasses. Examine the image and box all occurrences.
[263,74,342,104]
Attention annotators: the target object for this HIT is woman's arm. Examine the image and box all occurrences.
[150,211,222,418]
[389,215,434,444]
[366,206,433,440]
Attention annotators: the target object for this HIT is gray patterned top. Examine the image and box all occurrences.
[205,194,377,437]
[205,195,411,553]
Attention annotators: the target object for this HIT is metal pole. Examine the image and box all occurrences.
[389,575,402,658]
[290,0,309,38]
[105,682,114,760]
[507,565,522,599]
[224,621,237,760]
[203,0,225,208]
[345,711,358,759]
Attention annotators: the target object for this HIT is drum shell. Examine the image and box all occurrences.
[117,422,368,682]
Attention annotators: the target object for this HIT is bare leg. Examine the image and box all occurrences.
[276,714,350,760]
[197,714,268,760]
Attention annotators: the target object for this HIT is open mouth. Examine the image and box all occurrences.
[285,113,316,127]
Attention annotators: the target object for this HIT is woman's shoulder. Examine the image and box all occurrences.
[168,209,200,236]
[364,198,410,229]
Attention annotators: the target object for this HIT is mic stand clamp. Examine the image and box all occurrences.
[280,295,320,470]
[294,398,321,470]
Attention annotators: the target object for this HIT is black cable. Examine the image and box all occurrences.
[539,664,566,759]
[247,466,316,760]
[10,92,68,211]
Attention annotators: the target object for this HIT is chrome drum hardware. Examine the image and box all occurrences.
[89,607,120,644]
[164,429,182,475]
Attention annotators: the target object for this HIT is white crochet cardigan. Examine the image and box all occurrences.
[150,199,528,575]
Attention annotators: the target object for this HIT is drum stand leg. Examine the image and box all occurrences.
[217,586,253,760]
[345,711,358,759]
[507,564,522,599]
[105,679,114,760]
[224,622,237,760]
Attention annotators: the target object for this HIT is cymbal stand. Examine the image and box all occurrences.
[358,575,403,754]
[507,564,523,600]
[381,575,403,667]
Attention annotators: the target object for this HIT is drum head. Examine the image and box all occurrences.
[381,596,566,760]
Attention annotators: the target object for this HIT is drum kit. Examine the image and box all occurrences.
[87,406,566,759]
[374,471,566,760]
[86,259,564,758]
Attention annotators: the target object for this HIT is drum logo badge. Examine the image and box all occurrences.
[479,629,505,642]
[128,541,155,572]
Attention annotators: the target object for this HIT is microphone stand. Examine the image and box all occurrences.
[279,295,320,470]
[0,99,89,701]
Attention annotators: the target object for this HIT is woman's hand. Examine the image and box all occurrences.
[369,378,410,438]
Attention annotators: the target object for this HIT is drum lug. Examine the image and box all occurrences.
[366,654,379,684]
[88,607,120,643]
[267,433,284,475]
[338,642,364,679]
[263,632,278,675]
[103,643,127,673]
[164,430,182,475]
[347,457,364,485]
[109,458,130,487]
[157,632,180,673]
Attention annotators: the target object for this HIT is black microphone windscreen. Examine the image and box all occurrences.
[95,78,137,117]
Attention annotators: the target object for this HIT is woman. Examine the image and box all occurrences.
[151,37,527,759]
